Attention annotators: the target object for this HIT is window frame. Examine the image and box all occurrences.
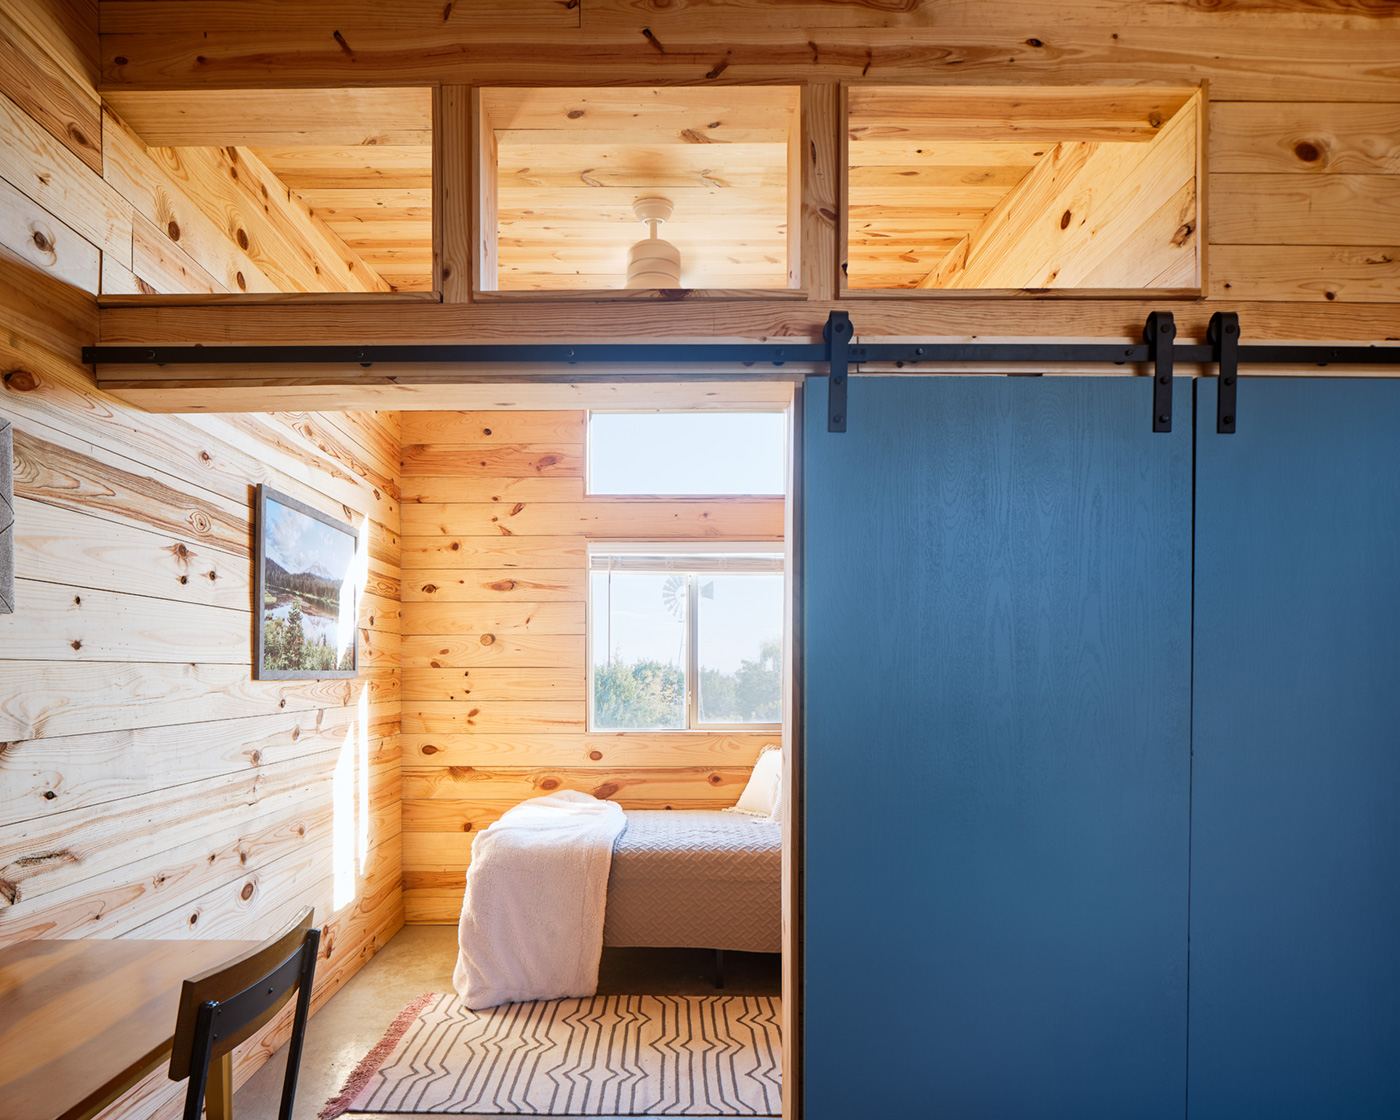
[586,542,784,734]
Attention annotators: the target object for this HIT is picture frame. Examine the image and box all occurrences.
[255,484,359,680]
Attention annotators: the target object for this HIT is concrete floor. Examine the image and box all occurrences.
[236,924,781,1120]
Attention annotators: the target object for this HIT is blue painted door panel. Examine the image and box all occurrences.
[802,377,1192,1119]
[1190,378,1400,1120]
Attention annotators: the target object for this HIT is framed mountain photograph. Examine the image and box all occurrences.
[255,484,359,680]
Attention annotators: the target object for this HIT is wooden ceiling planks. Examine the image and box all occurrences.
[488,86,797,291]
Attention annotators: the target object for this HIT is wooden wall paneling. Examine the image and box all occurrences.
[401,408,585,448]
[1210,174,1400,245]
[8,495,250,608]
[399,441,582,477]
[0,5,101,173]
[10,422,251,556]
[400,476,585,503]
[99,252,155,295]
[1209,102,1400,174]
[0,659,399,742]
[101,107,276,292]
[0,173,101,292]
[0,90,131,259]
[402,765,750,805]
[1,734,362,916]
[1207,244,1400,304]
[0,0,97,90]
[0,578,249,663]
[0,705,373,828]
[1,332,398,555]
[105,110,391,294]
[401,732,770,769]
[434,85,472,301]
[130,209,227,294]
[400,499,784,538]
[917,95,1200,291]
[181,144,390,292]
[399,631,582,668]
[0,244,97,360]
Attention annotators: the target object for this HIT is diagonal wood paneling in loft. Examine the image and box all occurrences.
[103,87,433,292]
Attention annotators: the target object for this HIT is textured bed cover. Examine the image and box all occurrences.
[603,809,782,954]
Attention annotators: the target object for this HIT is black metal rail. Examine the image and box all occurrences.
[82,310,1400,434]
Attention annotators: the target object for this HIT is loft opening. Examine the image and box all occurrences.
[476,87,801,293]
[99,87,433,295]
[845,85,1205,293]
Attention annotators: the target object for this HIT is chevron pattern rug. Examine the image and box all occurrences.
[323,993,782,1117]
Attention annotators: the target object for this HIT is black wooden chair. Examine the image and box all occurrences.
[168,909,321,1120]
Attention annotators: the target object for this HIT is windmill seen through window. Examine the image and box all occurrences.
[589,550,784,732]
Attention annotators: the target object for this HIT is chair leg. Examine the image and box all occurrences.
[206,1052,234,1120]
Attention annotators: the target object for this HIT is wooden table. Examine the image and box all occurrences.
[0,937,260,1120]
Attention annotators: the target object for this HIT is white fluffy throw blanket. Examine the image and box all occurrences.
[453,790,626,1009]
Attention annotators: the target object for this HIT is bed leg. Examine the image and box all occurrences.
[714,948,725,990]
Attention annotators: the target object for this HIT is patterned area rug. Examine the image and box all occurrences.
[322,993,782,1117]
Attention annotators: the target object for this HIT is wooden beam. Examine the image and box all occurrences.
[433,85,471,302]
[96,8,1400,101]
[96,297,1400,350]
[800,84,840,301]
[101,379,800,414]
[474,88,498,294]
[848,85,1198,144]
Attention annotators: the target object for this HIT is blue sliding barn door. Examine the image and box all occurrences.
[802,377,1192,1119]
[1190,378,1400,1119]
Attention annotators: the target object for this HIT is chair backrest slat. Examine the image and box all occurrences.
[168,908,320,1120]
[169,909,316,1078]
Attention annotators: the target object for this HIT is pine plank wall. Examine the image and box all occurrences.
[0,2,402,1117]
[2,2,1399,1118]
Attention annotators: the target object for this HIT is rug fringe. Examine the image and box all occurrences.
[318,992,439,1120]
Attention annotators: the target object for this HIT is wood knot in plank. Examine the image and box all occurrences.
[3,368,38,392]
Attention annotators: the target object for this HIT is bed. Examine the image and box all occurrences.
[603,809,782,955]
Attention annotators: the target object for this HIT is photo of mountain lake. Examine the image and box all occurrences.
[256,485,359,679]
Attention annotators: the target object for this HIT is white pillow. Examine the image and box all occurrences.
[731,744,783,817]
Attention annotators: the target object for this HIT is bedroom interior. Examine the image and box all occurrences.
[1,2,1398,1120]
